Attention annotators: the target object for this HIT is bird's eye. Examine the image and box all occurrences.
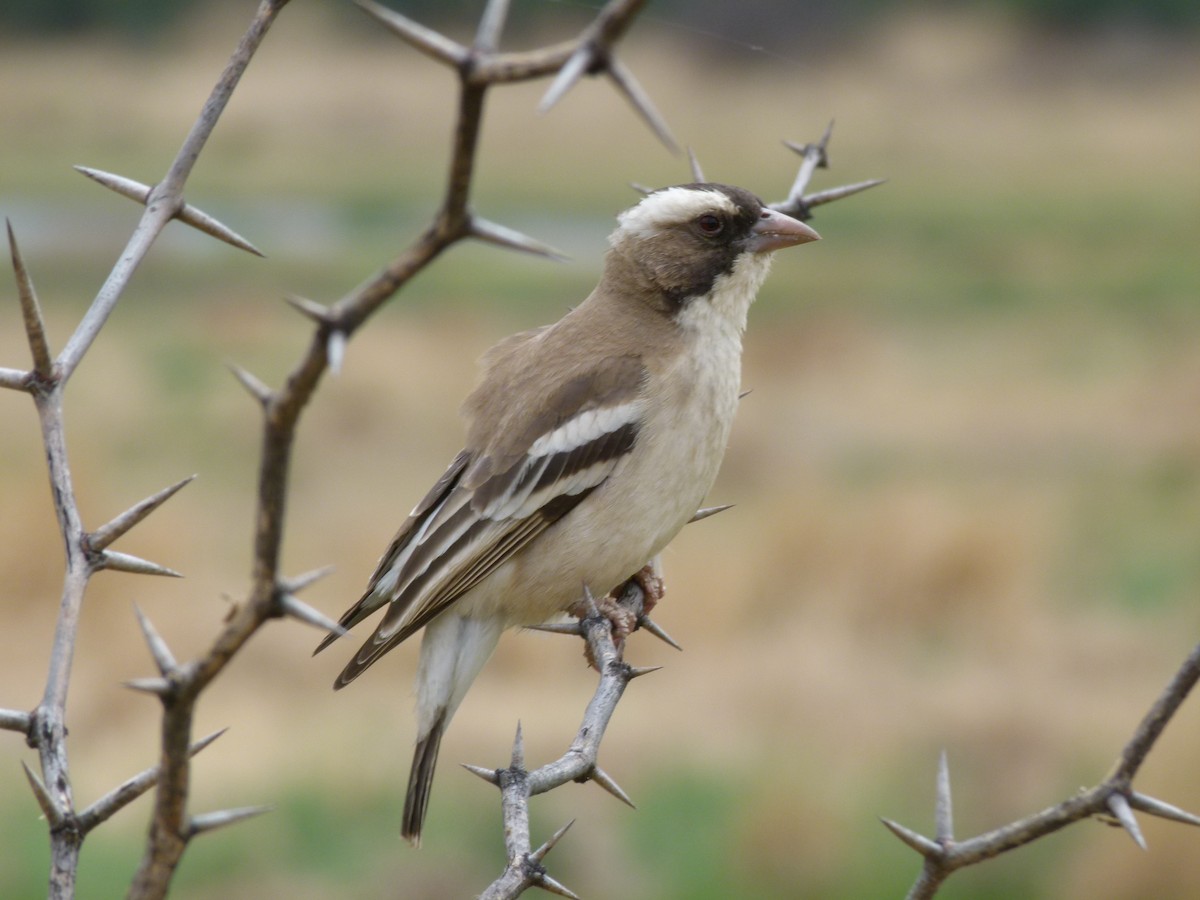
[696,214,724,237]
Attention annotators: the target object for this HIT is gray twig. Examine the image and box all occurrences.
[888,641,1200,899]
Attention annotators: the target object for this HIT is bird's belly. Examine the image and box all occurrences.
[460,355,738,627]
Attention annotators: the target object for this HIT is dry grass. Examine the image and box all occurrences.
[2,4,1200,897]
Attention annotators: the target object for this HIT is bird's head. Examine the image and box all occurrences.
[606,183,819,321]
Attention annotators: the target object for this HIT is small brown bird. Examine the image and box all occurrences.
[316,183,819,844]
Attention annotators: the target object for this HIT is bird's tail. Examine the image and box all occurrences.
[402,614,504,846]
[401,707,446,846]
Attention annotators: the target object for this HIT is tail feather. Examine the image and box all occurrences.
[402,709,446,846]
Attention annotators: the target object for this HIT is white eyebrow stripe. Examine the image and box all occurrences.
[615,187,737,240]
[528,401,642,458]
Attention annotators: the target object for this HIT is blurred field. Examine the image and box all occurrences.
[2,2,1200,898]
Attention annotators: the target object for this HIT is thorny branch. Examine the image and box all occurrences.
[477,580,665,900]
[884,642,1200,899]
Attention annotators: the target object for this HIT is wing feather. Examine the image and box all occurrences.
[329,356,647,686]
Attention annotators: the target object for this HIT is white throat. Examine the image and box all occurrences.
[675,251,774,338]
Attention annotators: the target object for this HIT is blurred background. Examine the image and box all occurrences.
[2,0,1199,897]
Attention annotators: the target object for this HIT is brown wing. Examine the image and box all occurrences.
[329,357,647,688]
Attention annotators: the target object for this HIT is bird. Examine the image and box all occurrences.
[315,182,820,845]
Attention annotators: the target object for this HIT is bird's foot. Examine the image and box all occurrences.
[628,561,665,617]
[568,562,668,670]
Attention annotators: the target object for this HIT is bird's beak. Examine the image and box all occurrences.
[748,209,821,253]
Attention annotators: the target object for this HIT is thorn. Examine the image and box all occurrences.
[523,621,584,637]
[510,721,526,770]
[176,201,264,258]
[530,819,575,863]
[800,177,888,210]
[192,727,229,756]
[1129,792,1200,828]
[22,762,61,825]
[133,604,177,675]
[74,165,151,203]
[355,0,469,66]
[738,388,753,400]
[588,766,635,809]
[77,728,229,833]
[89,475,196,552]
[277,593,348,639]
[189,805,273,838]
[469,216,569,261]
[1107,793,1147,850]
[538,44,590,115]
[474,0,510,53]
[0,708,32,735]
[625,664,663,680]
[462,763,501,785]
[124,677,174,697]
[636,615,682,652]
[227,363,273,405]
[578,583,601,620]
[7,220,53,379]
[935,750,954,843]
[100,550,182,579]
[530,869,580,900]
[326,329,347,375]
[686,147,706,182]
[279,565,336,595]
[283,294,332,324]
[74,166,262,257]
[605,57,679,153]
[819,118,835,155]
[687,503,733,525]
[881,817,941,857]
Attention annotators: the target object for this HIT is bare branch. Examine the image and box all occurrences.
[56,0,287,384]
[888,639,1200,897]
[479,582,652,896]
[769,122,885,222]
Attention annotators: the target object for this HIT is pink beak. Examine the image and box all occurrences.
[748,208,821,253]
